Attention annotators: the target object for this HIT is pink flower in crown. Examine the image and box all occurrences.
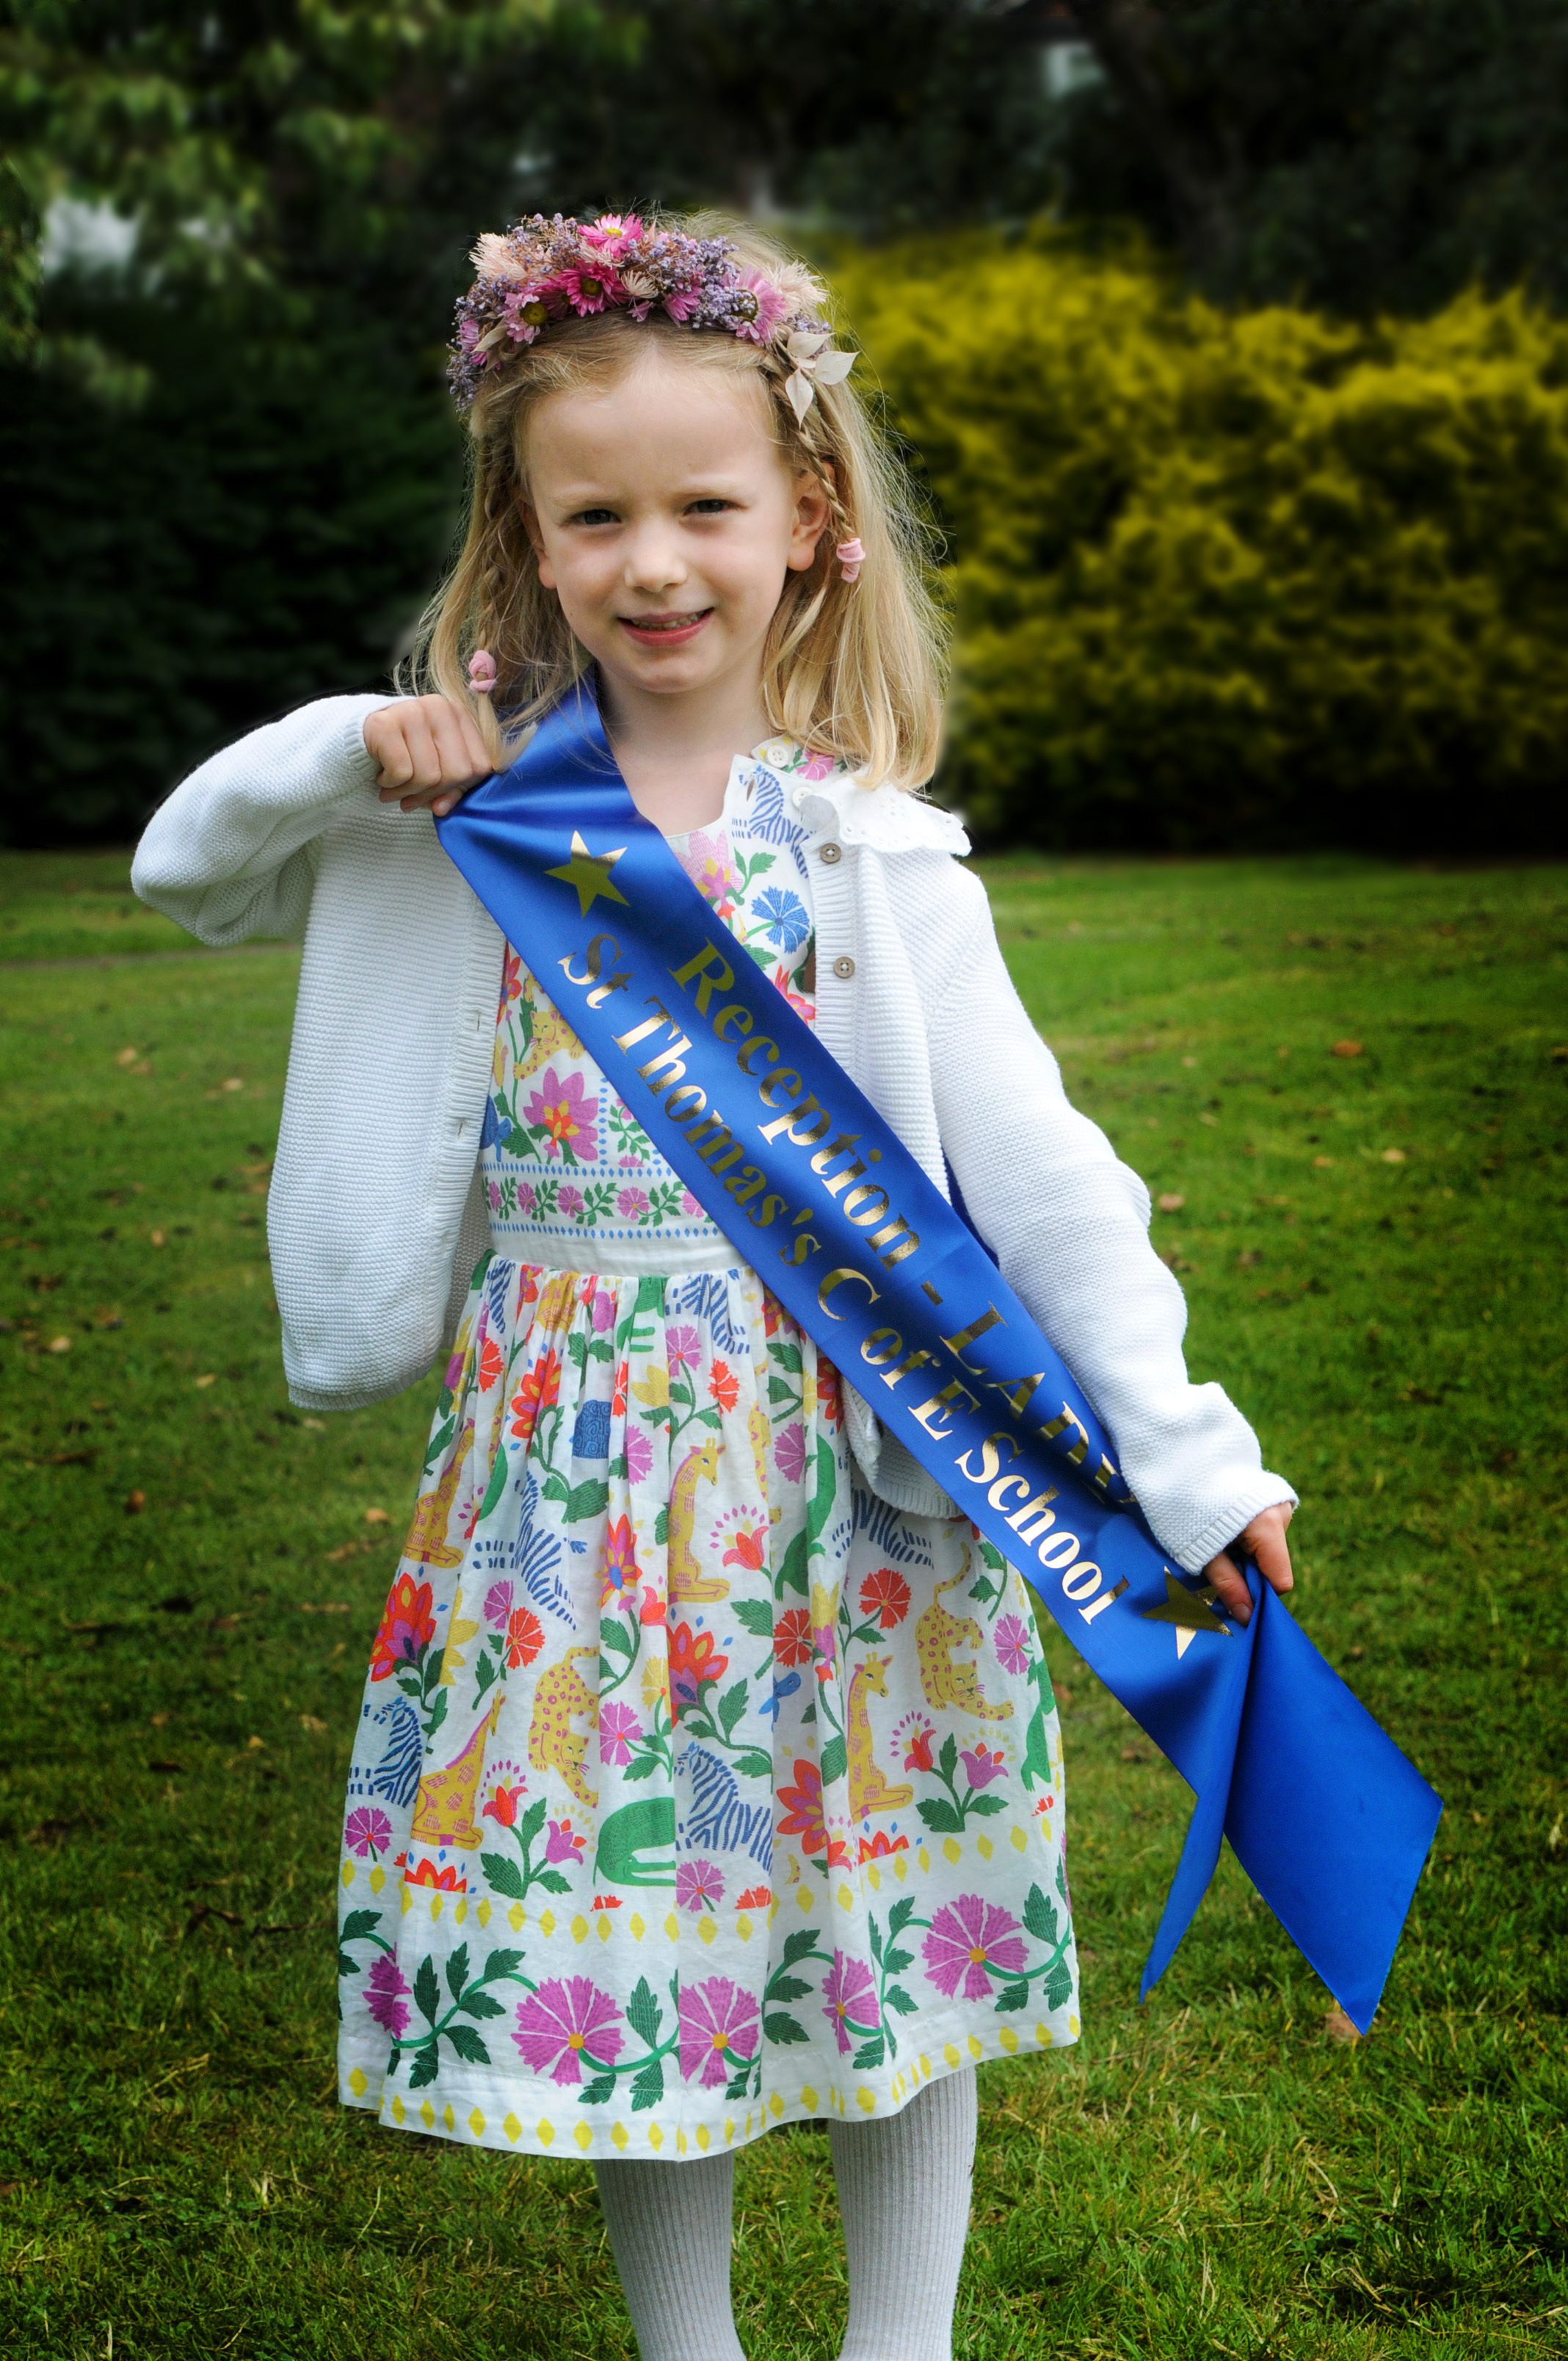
[663,283,703,324]
[583,212,645,252]
[557,263,624,316]
[733,270,791,346]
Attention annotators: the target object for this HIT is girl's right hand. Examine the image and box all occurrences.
[364,695,494,817]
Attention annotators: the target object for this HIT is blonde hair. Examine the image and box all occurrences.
[404,214,947,791]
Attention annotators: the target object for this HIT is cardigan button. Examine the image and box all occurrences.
[832,954,856,979]
[819,841,843,865]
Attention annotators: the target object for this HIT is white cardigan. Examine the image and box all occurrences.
[131,694,1294,1573]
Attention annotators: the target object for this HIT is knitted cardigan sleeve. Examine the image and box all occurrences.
[130,694,393,939]
[925,876,1296,1575]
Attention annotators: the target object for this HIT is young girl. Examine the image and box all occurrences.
[134,211,1296,2361]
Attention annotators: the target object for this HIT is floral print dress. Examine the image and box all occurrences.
[337,738,1078,2162]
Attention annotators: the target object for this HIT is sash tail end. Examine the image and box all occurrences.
[1224,1581,1443,2037]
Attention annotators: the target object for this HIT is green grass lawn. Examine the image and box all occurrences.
[1,849,1564,2360]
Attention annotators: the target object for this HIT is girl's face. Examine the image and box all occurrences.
[522,348,830,716]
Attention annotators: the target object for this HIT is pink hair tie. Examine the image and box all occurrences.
[835,537,865,585]
[468,648,497,696]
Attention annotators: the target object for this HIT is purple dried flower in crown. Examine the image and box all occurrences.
[446,210,850,425]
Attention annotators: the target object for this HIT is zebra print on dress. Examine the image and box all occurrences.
[677,1742,773,1868]
[510,1474,576,1625]
[852,1486,937,1567]
[669,1271,745,1358]
[347,1694,424,1810]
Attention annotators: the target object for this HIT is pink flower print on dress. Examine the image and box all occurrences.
[364,1953,412,2036]
[821,1950,879,2055]
[483,1578,514,1629]
[599,1703,642,1766]
[774,1422,808,1484]
[675,829,741,918]
[344,1806,393,1857]
[617,1186,650,1220]
[799,750,837,780]
[623,1426,654,1484]
[677,1977,759,2088]
[675,1859,725,1913]
[545,1817,587,1864]
[524,1066,598,1163]
[921,1894,1027,2002]
[513,1976,623,2085]
[995,1614,1031,1677]
[667,1324,702,1371]
[557,1183,584,1219]
[961,1743,1007,1791]
[680,1189,703,1217]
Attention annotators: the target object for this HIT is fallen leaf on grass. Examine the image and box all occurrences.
[114,1047,140,1068]
[1313,1155,1335,1168]
[124,1488,145,1512]
[1156,1192,1185,1212]
[298,1600,351,1615]
[244,1735,266,1750]
[1379,1147,1407,1164]
[194,1374,217,1388]
[1332,1041,1364,1059]
[47,1335,70,1354]
[363,1506,390,1525]
[1324,2007,1361,2043]
[150,1230,166,1247]
[299,1714,327,1733]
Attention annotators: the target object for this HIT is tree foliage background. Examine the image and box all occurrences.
[4,0,1568,846]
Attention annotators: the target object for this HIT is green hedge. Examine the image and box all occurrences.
[840,233,1568,849]
[0,287,460,849]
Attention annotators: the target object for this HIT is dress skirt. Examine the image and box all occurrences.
[335,749,1078,2162]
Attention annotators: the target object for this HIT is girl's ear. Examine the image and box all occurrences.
[520,496,557,591]
[787,474,833,575]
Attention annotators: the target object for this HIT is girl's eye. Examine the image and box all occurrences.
[571,507,618,526]
[686,498,734,515]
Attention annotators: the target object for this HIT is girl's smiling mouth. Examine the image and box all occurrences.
[619,609,714,647]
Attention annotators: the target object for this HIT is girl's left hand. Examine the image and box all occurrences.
[1202,1501,1294,1626]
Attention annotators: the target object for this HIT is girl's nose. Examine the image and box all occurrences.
[622,526,687,595]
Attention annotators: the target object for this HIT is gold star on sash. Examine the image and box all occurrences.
[1141,1569,1233,1659]
[546,830,630,916]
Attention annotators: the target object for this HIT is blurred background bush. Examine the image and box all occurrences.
[4,0,1568,851]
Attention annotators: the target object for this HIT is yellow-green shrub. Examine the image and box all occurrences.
[837,233,1568,847]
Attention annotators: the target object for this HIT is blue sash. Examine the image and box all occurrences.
[437,689,1441,2031]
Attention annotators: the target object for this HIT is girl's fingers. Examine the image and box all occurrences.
[1247,1511,1295,1597]
[1204,1549,1253,1625]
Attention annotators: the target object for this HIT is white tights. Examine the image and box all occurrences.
[592,2067,978,2361]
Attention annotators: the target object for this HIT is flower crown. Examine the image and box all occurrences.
[449,212,856,425]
